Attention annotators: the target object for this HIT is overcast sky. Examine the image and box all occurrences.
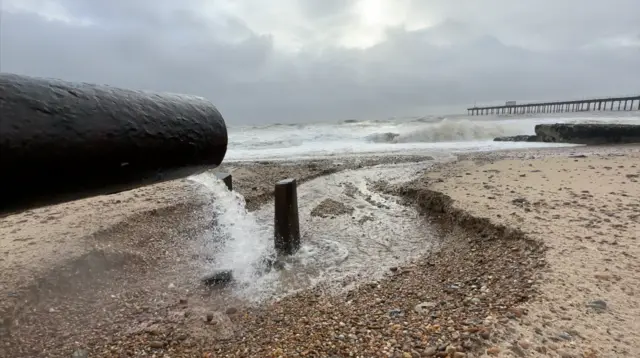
[1,0,639,124]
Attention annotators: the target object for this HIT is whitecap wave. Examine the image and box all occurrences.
[366,119,534,143]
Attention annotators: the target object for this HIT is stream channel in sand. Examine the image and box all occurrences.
[0,159,442,354]
[191,159,439,303]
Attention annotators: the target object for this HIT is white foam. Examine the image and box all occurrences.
[189,173,274,286]
[188,161,438,302]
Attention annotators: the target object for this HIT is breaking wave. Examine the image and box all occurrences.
[365,119,533,143]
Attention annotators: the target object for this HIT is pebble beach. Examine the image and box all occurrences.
[1,145,639,357]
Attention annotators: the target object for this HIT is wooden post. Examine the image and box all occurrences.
[274,178,300,256]
[215,172,233,191]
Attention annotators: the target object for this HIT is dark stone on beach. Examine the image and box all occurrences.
[534,123,640,145]
[310,198,355,218]
[494,135,539,142]
[202,270,234,286]
[257,255,286,273]
[0,73,228,216]
[366,132,400,143]
[149,341,165,349]
[587,299,608,311]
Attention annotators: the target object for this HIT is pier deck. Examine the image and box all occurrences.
[468,95,640,115]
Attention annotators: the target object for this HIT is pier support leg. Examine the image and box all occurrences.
[274,178,301,256]
[215,172,233,191]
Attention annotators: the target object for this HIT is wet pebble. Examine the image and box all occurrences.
[558,332,573,341]
[202,270,234,286]
[414,302,436,314]
[518,340,531,349]
[486,346,500,355]
[479,329,491,340]
[71,349,88,358]
[422,347,437,356]
[587,299,607,311]
[149,341,165,349]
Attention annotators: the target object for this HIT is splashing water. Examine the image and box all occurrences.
[189,172,274,287]
[188,160,439,303]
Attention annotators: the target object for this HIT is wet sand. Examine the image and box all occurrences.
[1,146,639,357]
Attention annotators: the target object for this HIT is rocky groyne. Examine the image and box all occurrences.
[493,135,539,142]
[494,123,640,145]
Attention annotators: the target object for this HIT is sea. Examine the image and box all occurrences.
[225,112,640,161]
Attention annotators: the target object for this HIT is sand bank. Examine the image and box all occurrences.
[418,145,640,357]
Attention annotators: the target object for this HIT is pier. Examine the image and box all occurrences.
[467,95,640,116]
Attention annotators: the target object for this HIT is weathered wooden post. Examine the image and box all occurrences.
[215,172,233,191]
[0,73,228,216]
[274,178,301,256]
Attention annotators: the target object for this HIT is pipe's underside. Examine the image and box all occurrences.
[0,73,228,216]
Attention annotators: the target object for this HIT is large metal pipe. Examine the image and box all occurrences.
[0,73,228,216]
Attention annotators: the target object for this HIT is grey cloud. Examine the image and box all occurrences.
[298,0,357,19]
[1,1,639,124]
